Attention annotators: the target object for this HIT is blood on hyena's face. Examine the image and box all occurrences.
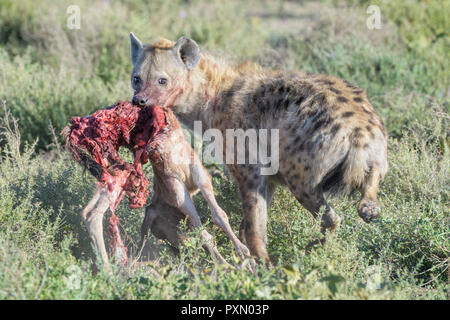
[129,33,200,107]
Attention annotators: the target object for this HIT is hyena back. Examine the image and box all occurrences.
[128,34,388,262]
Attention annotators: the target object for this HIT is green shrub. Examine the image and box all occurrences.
[0,0,448,300]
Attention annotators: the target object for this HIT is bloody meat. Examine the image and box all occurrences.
[63,101,166,263]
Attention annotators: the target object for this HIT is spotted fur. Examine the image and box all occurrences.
[129,34,388,262]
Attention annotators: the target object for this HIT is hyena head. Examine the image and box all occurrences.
[129,32,201,109]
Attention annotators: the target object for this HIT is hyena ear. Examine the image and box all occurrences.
[173,37,201,70]
[130,32,143,66]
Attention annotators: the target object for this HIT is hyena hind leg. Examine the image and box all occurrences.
[289,185,341,249]
[309,195,340,237]
[358,167,382,223]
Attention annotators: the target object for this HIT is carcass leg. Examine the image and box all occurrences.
[105,182,128,265]
[81,185,110,267]
[82,184,128,268]
[107,212,128,265]
[168,178,231,267]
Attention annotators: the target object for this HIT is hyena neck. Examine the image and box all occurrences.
[173,88,213,132]
[175,54,238,132]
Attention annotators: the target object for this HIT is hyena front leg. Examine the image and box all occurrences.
[238,172,271,263]
[191,163,251,261]
[239,181,276,249]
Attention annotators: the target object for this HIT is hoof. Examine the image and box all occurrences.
[358,201,380,223]
[238,258,257,273]
[235,243,251,260]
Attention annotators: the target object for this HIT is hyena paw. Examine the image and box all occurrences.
[305,237,327,253]
[358,201,380,223]
[321,211,341,232]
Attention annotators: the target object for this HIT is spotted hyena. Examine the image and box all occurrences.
[128,33,388,262]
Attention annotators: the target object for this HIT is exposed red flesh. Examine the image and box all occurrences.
[107,212,128,264]
[64,101,167,264]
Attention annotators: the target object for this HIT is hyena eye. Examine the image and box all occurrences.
[158,78,168,86]
[132,76,141,85]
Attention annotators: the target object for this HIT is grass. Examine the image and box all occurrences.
[0,0,448,299]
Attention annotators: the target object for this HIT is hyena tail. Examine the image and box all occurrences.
[321,141,388,197]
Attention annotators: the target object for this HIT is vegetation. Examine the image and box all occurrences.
[0,0,448,299]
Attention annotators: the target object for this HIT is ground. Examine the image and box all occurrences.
[0,0,448,299]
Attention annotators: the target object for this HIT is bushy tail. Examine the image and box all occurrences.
[322,141,387,197]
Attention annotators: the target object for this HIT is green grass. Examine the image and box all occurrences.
[0,0,448,299]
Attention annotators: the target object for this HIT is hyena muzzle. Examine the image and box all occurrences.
[128,33,388,263]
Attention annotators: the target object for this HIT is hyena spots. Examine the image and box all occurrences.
[337,96,349,103]
[329,87,342,95]
[342,111,355,118]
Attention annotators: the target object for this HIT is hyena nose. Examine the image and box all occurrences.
[132,95,148,106]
